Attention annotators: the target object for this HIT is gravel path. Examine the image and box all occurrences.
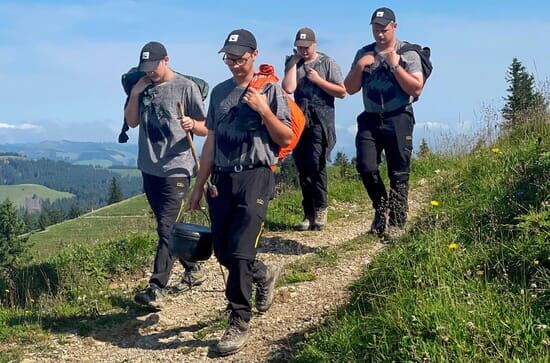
[22,186,429,363]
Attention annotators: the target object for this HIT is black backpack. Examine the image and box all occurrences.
[362,41,432,82]
[118,68,209,143]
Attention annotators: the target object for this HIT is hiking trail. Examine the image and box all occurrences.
[21,183,430,362]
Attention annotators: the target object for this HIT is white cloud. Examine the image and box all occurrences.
[416,122,450,130]
[0,122,42,131]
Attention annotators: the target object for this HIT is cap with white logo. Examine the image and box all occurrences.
[370,7,396,26]
[294,27,316,47]
[219,29,257,56]
[138,41,167,72]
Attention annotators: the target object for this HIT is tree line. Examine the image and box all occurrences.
[1,157,143,231]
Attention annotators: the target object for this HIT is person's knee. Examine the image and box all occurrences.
[389,170,409,184]
[360,170,383,185]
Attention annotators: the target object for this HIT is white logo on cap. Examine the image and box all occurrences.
[142,51,150,60]
[229,34,239,42]
[376,11,384,17]
[300,33,307,39]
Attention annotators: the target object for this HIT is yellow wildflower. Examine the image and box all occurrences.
[448,242,458,250]
[534,259,540,266]
[4,289,9,293]
[491,147,500,154]
[431,200,440,206]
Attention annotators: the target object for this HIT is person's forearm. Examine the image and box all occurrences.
[194,133,214,188]
[393,67,423,97]
[124,93,141,128]
[191,120,208,136]
[282,65,298,94]
[259,108,293,147]
[344,65,364,95]
[313,79,346,98]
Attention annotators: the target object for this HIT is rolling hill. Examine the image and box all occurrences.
[0,140,138,167]
[0,184,74,210]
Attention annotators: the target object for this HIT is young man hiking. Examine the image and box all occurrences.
[188,29,291,356]
[282,27,346,231]
[124,41,208,308]
[344,7,425,237]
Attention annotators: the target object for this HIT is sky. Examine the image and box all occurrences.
[0,0,549,156]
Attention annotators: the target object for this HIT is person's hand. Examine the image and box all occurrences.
[242,88,269,115]
[305,68,322,84]
[186,187,203,211]
[356,52,376,70]
[385,50,400,68]
[285,50,302,68]
[179,116,195,131]
[131,75,152,95]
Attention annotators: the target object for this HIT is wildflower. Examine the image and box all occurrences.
[431,200,440,207]
[534,259,540,266]
[448,242,458,250]
[434,169,441,174]
[491,147,500,154]
[4,289,8,293]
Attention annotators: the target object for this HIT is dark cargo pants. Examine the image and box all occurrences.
[355,110,414,227]
[142,172,196,288]
[292,123,328,217]
[207,166,274,322]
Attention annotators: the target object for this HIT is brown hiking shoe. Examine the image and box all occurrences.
[311,208,328,230]
[294,215,313,231]
[134,283,166,309]
[173,264,206,292]
[256,263,282,313]
[216,315,250,356]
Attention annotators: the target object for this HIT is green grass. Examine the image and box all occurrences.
[0,184,74,207]
[294,118,550,362]
[28,194,155,261]
[0,233,157,351]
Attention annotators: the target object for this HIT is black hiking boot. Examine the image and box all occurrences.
[369,206,387,237]
[134,283,166,309]
[216,315,250,356]
[256,263,282,313]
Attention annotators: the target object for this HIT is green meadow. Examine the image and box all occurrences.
[0,184,74,207]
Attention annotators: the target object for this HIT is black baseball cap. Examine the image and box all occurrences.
[218,29,257,56]
[138,41,167,72]
[294,27,316,47]
[370,7,396,26]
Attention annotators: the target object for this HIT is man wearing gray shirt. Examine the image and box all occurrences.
[188,29,292,356]
[282,27,346,231]
[124,41,208,308]
[345,7,425,237]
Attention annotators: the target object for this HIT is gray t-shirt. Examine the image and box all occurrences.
[206,78,291,168]
[351,39,422,113]
[137,73,207,178]
[295,52,344,100]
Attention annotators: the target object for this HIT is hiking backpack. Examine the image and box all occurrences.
[362,41,433,82]
[118,67,209,143]
[247,64,306,164]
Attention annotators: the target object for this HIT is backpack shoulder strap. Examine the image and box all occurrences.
[360,42,377,53]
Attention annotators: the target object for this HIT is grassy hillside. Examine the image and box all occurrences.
[295,118,549,361]
[28,194,155,261]
[0,184,74,206]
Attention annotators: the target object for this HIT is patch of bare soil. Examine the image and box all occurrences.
[23,186,429,363]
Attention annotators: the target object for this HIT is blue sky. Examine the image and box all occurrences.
[0,0,548,156]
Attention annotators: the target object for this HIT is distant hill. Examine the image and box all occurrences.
[0,140,138,167]
[1,156,143,212]
[0,184,74,211]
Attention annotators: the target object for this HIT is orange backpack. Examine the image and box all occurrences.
[248,64,306,166]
